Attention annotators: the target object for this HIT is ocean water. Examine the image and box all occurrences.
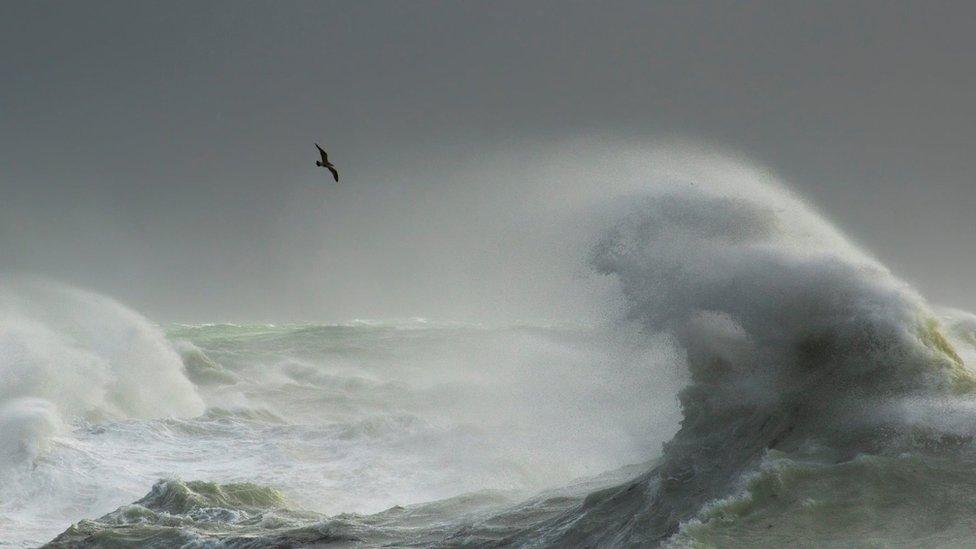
[5,154,976,547]
[0,300,679,547]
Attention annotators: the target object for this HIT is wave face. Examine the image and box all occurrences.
[10,148,976,548]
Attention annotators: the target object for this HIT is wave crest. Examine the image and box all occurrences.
[517,156,975,546]
[0,279,205,465]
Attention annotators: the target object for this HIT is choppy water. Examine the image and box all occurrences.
[0,311,678,548]
[5,151,976,547]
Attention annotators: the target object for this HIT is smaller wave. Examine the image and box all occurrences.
[43,479,352,548]
[173,340,240,386]
[0,279,204,469]
[135,479,292,515]
[0,398,61,467]
[43,462,645,549]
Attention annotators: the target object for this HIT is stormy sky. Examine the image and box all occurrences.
[1,1,974,322]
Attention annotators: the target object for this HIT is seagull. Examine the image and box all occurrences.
[315,144,339,182]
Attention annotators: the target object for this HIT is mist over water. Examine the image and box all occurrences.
[3,144,976,547]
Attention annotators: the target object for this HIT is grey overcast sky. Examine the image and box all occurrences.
[1,1,974,322]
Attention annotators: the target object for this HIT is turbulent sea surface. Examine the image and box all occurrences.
[5,155,976,547]
[1,316,677,548]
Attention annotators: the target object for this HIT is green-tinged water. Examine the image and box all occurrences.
[2,311,674,548]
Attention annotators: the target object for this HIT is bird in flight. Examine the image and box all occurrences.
[315,144,339,182]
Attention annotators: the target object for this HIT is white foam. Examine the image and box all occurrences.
[0,278,205,464]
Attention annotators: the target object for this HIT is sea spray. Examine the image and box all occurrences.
[509,163,976,546]
[0,279,204,436]
[0,278,206,545]
[8,313,674,546]
[0,398,62,466]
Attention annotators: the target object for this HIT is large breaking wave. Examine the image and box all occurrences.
[505,170,976,546]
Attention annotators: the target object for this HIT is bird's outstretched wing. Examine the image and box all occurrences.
[327,165,339,183]
[315,143,329,163]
